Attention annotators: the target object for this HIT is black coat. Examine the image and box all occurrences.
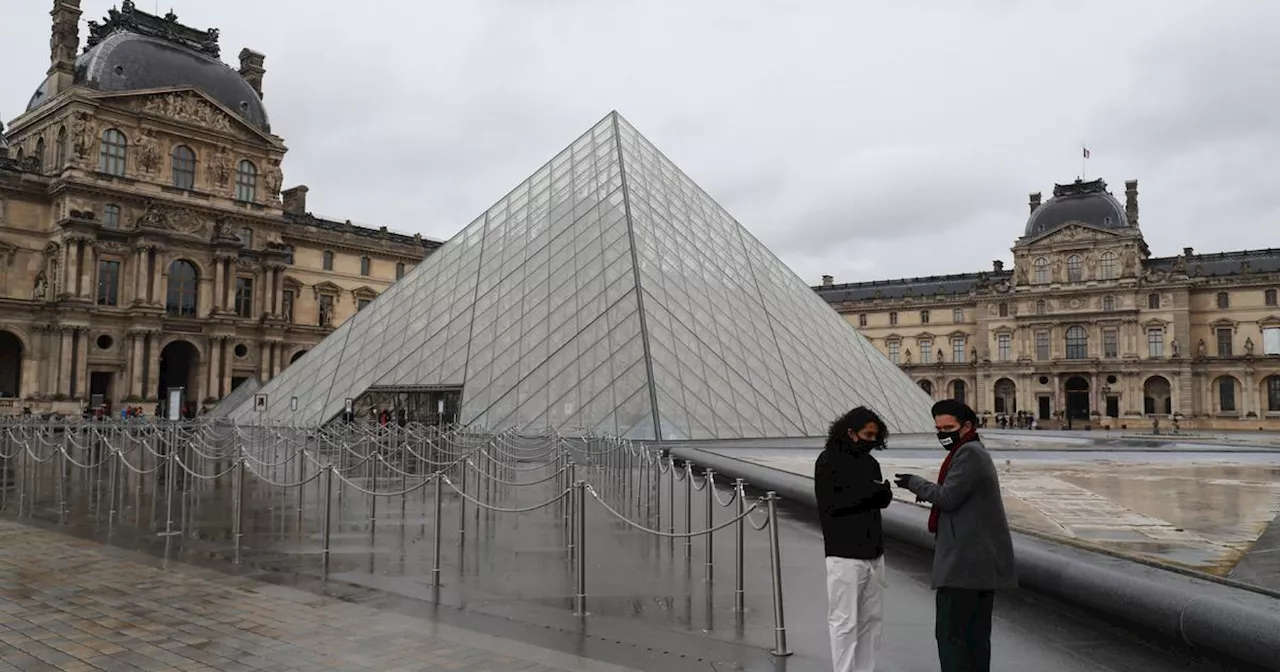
[814,443,893,560]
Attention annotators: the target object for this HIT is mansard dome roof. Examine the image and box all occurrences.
[1024,178,1128,237]
[25,3,269,132]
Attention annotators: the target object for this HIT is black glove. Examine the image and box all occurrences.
[893,473,915,489]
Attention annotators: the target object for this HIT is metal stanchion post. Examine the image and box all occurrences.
[765,492,791,657]
[457,465,467,542]
[107,449,119,537]
[321,464,334,576]
[565,462,576,552]
[573,480,587,616]
[233,458,245,565]
[297,447,306,539]
[684,462,693,557]
[704,468,715,582]
[666,456,674,537]
[734,478,746,613]
[431,472,443,586]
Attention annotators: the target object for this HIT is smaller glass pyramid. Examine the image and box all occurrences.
[231,112,935,438]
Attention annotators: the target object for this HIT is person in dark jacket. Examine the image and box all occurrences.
[814,406,894,672]
[893,399,1016,672]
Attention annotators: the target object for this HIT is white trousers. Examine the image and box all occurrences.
[825,555,886,672]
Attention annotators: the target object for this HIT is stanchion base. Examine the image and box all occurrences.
[770,649,793,657]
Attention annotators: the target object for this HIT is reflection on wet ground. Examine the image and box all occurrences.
[743,450,1280,583]
[0,423,1264,671]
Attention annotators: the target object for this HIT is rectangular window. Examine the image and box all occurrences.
[396,262,406,280]
[0,199,6,222]
[103,204,121,229]
[1265,327,1280,355]
[1148,293,1160,309]
[952,337,965,363]
[1219,378,1236,413]
[1217,292,1230,309]
[920,340,933,364]
[952,308,963,323]
[96,260,120,306]
[889,312,898,326]
[282,289,295,323]
[1103,328,1118,358]
[1147,328,1164,358]
[360,256,371,276]
[322,251,334,271]
[858,313,867,328]
[1266,289,1277,307]
[1035,331,1050,361]
[239,227,253,249]
[235,277,254,318]
[997,333,1011,362]
[1217,328,1233,356]
[887,341,900,365]
[357,298,371,311]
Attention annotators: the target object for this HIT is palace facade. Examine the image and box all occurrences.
[0,1,439,415]
[815,178,1280,430]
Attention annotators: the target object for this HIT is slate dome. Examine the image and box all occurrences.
[25,3,269,132]
[1024,178,1129,237]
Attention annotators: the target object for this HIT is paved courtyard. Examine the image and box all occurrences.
[0,520,634,672]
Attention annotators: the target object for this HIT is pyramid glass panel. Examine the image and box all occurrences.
[231,112,934,437]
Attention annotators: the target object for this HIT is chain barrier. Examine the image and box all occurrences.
[0,419,791,657]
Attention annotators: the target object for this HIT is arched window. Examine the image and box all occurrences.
[1033,257,1049,284]
[1216,292,1230,309]
[1099,251,1117,280]
[55,126,67,169]
[1067,255,1082,282]
[102,204,121,229]
[997,302,1009,317]
[98,129,127,175]
[920,309,930,324]
[1035,299,1046,315]
[235,160,258,202]
[918,380,933,396]
[1065,325,1088,359]
[1102,295,1115,311]
[165,260,199,317]
[172,145,196,189]
[322,250,335,271]
[1216,376,1237,413]
[34,137,46,172]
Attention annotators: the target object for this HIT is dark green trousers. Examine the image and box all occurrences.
[935,587,994,672]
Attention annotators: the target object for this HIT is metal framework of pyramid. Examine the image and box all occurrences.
[230,112,935,438]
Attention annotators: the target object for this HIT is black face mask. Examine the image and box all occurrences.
[854,439,883,451]
[936,430,962,449]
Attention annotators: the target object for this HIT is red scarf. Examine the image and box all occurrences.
[927,430,976,535]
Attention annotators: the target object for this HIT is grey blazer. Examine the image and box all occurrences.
[908,440,1017,590]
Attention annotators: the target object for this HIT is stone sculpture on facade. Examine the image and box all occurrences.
[264,159,283,199]
[1246,337,1254,356]
[135,128,161,173]
[208,146,232,188]
[71,112,98,160]
[1170,338,1180,358]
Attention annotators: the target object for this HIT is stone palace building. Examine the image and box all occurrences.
[815,178,1280,430]
[0,1,439,415]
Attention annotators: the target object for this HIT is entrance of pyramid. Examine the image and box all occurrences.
[352,387,463,427]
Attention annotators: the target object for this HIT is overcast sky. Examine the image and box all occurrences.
[3,1,1277,285]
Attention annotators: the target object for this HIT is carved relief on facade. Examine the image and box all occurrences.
[137,92,239,135]
[1122,248,1138,276]
[134,201,206,236]
[134,128,162,173]
[208,146,233,189]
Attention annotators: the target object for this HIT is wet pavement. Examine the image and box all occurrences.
[0,424,1266,671]
[727,447,1280,587]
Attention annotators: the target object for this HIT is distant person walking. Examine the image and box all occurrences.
[893,399,1016,672]
[814,407,894,672]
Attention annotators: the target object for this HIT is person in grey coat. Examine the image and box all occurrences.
[893,399,1016,672]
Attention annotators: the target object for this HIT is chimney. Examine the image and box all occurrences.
[281,185,308,216]
[1182,246,1194,257]
[47,1,83,97]
[1028,192,1041,214]
[239,48,266,98]
[821,274,834,287]
[992,260,1004,273]
[1125,180,1139,226]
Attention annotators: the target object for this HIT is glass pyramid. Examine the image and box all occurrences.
[230,112,936,438]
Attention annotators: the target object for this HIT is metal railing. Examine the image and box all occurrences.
[0,420,791,657]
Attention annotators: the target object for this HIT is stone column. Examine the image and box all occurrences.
[273,343,286,377]
[274,267,284,316]
[132,247,147,304]
[57,327,73,397]
[259,342,270,382]
[206,337,222,402]
[221,340,233,397]
[223,259,233,311]
[211,258,224,315]
[144,333,161,402]
[151,251,165,308]
[74,327,90,400]
[61,239,77,298]
[78,242,95,300]
[129,333,145,398]
[1244,370,1256,418]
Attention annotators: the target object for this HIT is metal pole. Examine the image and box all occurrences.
[765,492,791,657]
[565,462,576,554]
[297,445,306,539]
[107,448,119,537]
[704,468,715,582]
[321,464,334,576]
[233,458,245,565]
[573,480,587,616]
[734,478,745,613]
[684,462,693,557]
[457,464,467,542]
[431,472,443,586]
